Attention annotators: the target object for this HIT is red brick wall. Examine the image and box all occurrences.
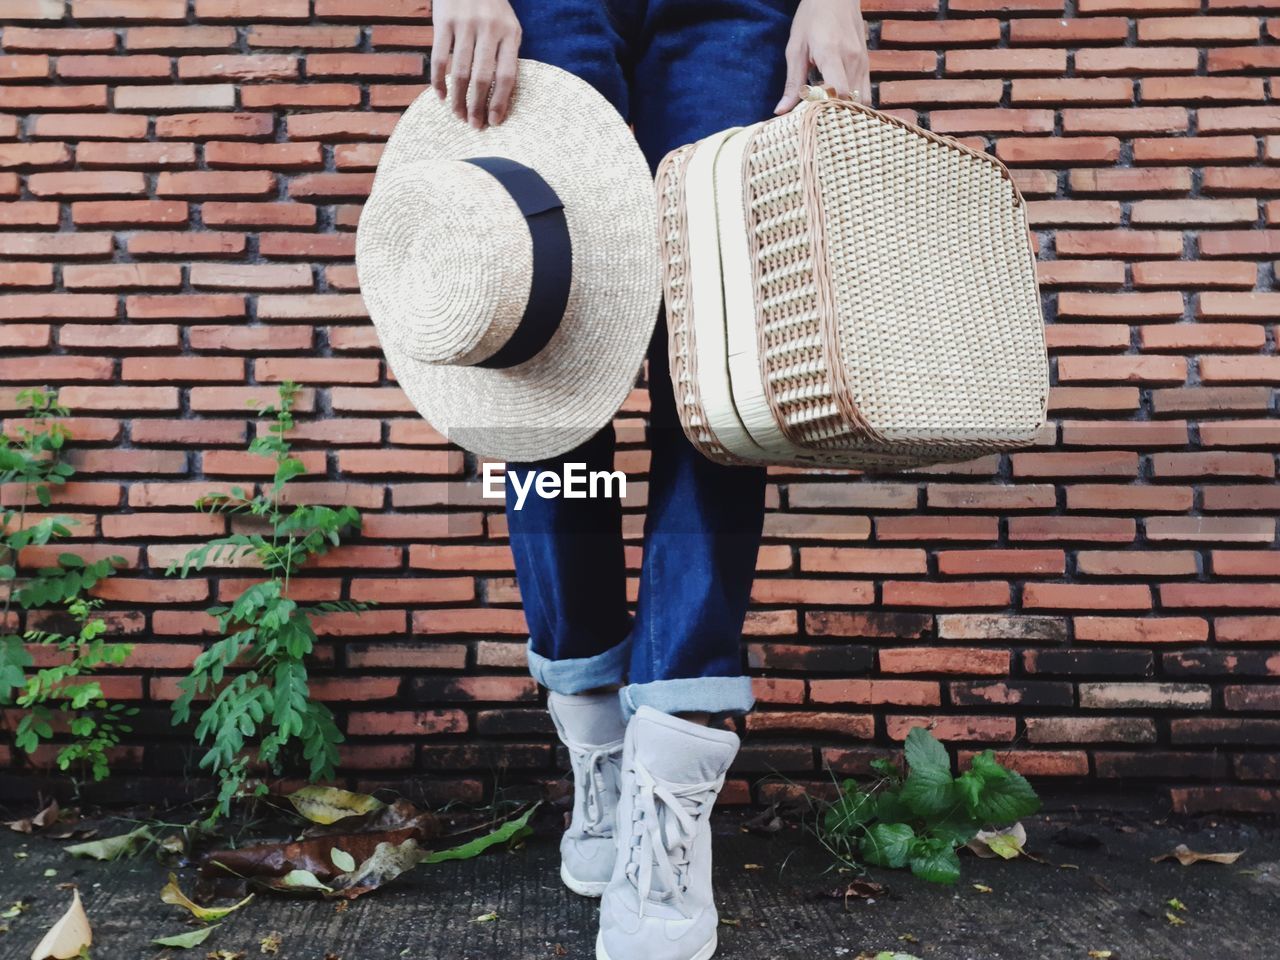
[1,0,1278,814]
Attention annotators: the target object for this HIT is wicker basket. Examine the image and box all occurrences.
[655,86,1050,470]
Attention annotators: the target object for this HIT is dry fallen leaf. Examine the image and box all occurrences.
[1087,951,1112,958]
[30,889,91,960]
[287,786,384,825]
[161,873,254,923]
[1153,844,1244,867]
[259,931,282,954]
[966,823,1027,860]
[6,801,59,835]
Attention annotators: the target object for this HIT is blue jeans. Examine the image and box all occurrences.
[505,0,796,718]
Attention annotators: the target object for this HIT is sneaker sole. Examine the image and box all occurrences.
[595,929,717,960]
[560,862,608,898]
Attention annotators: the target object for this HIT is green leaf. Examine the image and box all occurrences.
[152,925,219,949]
[421,804,539,864]
[900,765,958,820]
[908,837,962,885]
[67,825,153,860]
[330,848,356,873]
[972,769,1041,825]
[873,788,913,825]
[824,786,875,837]
[276,869,332,893]
[858,822,915,869]
[903,727,951,780]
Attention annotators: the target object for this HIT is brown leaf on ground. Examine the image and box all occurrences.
[30,888,91,960]
[5,800,59,834]
[824,879,886,905]
[200,800,440,883]
[1152,843,1244,867]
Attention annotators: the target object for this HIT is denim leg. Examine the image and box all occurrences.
[502,1,639,695]
[617,0,796,719]
[507,424,632,694]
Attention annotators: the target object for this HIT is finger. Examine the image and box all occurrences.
[813,47,851,99]
[489,35,519,125]
[774,38,808,115]
[847,51,871,103]
[449,25,475,122]
[468,31,499,129]
[430,22,453,100]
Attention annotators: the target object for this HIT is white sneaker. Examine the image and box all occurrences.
[548,690,626,897]
[596,706,740,960]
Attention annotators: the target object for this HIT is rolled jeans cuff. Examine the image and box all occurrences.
[526,636,629,694]
[619,676,755,721]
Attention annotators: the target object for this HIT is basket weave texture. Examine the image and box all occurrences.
[656,92,1050,470]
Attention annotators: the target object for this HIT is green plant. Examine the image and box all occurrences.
[166,381,372,822]
[818,727,1041,885]
[0,387,133,781]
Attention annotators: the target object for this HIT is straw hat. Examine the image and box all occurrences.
[356,59,661,462]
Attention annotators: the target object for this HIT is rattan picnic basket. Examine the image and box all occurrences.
[655,85,1050,470]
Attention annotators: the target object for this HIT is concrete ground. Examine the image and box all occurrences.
[0,806,1277,960]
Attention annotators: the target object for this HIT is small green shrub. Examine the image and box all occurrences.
[0,387,133,782]
[166,381,373,822]
[819,727,1041,885]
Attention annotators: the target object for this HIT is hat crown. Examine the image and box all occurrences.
[357,159,533,367]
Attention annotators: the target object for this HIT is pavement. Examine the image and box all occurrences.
[0,804,1277,960]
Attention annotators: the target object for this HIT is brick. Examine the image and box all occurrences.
[72,199,189,226]
[114,84,236,112]
[77,141,197,168]
[196,0,311,15]
[64,263,182,290]
[178,54,299,81]
[27,170,145,198]
[951,681,1074,707]
[56,54,170,80]
[946,48,1067,76]
[157,170,275,198]
[242,83,362,109]
[931,109,1054,135]
[127,233,248,259]
[1012,78,1132,106]
[1076,47,1199,75]
[0,142,72,168]
[190,263,311,290]
[1026,717,1158,744]
[29,112,148,139]
[307,53,424,77]
[0,85,107,110]
[1137,15,1259,42]
[878,647,1011,675]
[155,112,274,139]
[1201,107,1280,135]
[124,26,238,50]
[1010,16,1128,45]
[1077,549,1197,577]
[72,0,187,19]
[1134,135,1258,164]
[204,141,322,170]
[1080,682,1211,710]
[2,28,118,52]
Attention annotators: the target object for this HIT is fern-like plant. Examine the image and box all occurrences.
[0,387,133,782]
[166,381,372,822]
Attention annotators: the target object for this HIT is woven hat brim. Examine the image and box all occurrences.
[359,60,661,462]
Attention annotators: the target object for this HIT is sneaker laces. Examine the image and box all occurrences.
[568,740,623,838]
[624,758,720,918]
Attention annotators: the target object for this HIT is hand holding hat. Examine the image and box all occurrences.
[356,60,662,463]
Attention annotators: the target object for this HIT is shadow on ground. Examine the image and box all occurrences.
[0,807,1277,959]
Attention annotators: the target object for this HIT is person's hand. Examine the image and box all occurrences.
[774,0,871,115]
[430,0,522,128]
